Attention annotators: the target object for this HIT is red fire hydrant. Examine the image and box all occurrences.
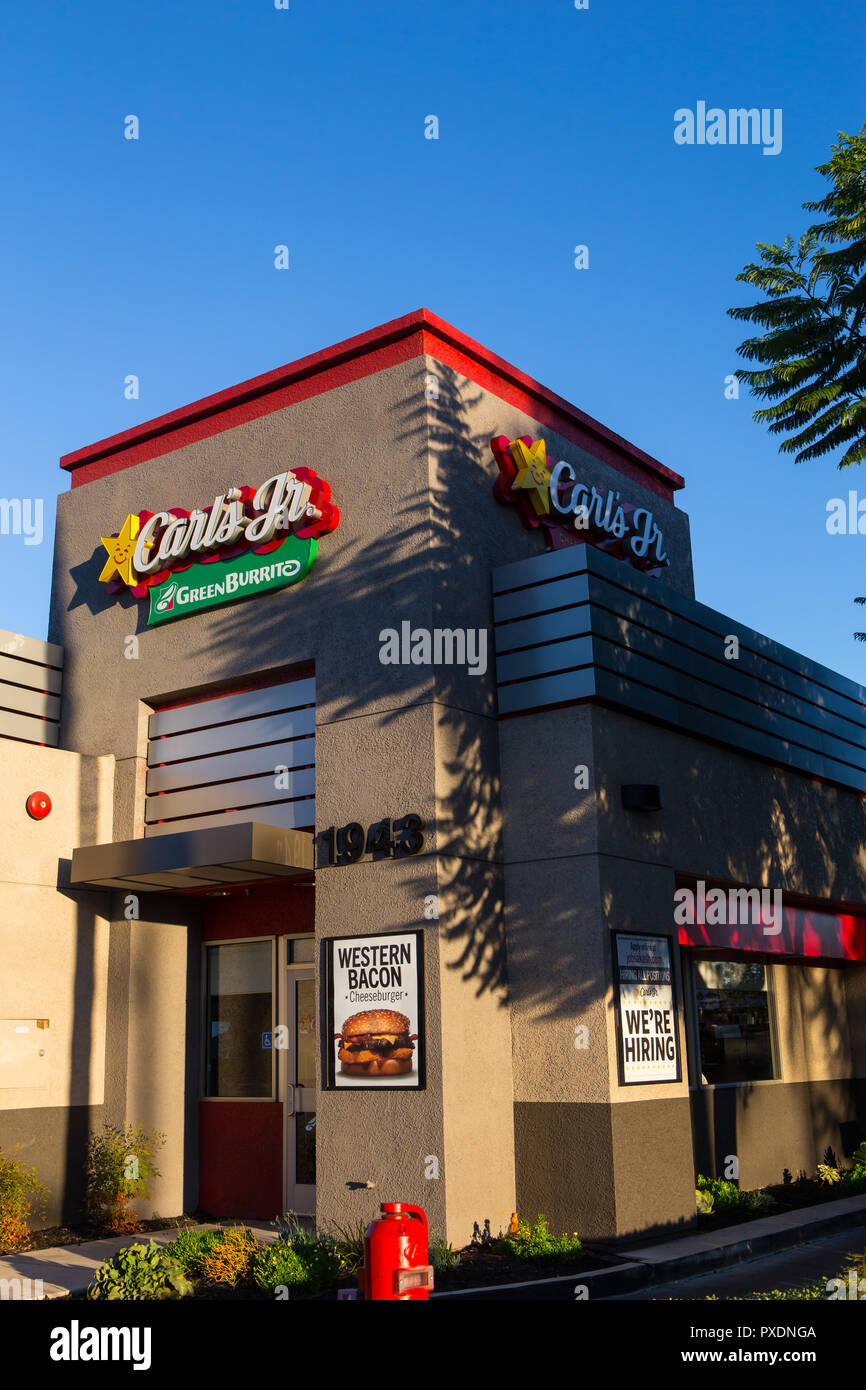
[357,1203,434,1300]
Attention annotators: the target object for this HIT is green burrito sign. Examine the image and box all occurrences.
[148,533,316,625]
[97,468,339,625]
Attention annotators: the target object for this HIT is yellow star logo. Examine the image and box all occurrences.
[510,438,550,515]
[99,513,143,586]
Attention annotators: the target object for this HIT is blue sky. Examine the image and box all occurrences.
[1,0,864,681]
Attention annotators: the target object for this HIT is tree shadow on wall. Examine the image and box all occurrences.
[180,357,866,1179]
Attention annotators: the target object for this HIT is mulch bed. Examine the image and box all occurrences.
[14,1213,207,1254]
[695,1179,866,1234]
[427,1242,624,1292]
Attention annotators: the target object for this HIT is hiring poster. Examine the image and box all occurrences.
[325,931,425,1089]
[613,932,680,1085]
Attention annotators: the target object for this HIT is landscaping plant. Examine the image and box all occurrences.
[264,1211,342,1294]
[695,1174,775,1214]
[256,1235,341,1296]
[164,1227,224,1277]
[86,1240,192,1300]
[429,1233,461,1271]
[326,1218,367,1274]
[493,1213,583,1262]
[199,1226,259,1287]
[85,1123,164,1232]
[818,1163,842,1184]
[0,1146,49,1254]
[253,1240,310,1294]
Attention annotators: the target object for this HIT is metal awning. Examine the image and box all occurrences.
[70,820,314,893]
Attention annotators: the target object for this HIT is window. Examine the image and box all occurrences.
[204,940,274,1098]
[690,957,776,1086]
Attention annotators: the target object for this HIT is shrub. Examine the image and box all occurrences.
[817,1163,842,1185]
[326,1218,366,1274]
[696,1174,775,1214]
[254,1241,310,1294]
[493,1214,583,1262]
[0,1147,49,1253]
[429,1233,461,1271]
[86,1240,192,1300]
[85,1123,164,1232]
[261,1214,342,1295]
[255,1236,341,1296]
[199,1227,259,1287]
[838,1145,866,1193]
[164,1227,224,1277]
[705,1278,830,1301]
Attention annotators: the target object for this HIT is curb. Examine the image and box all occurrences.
[431,1198,866,1301]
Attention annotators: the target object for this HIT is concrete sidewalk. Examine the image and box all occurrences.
[0,1221,282,1300]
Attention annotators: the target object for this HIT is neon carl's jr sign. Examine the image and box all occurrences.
[97,468,339,625]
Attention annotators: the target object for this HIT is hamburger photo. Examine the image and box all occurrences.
[335,1009,417,1077]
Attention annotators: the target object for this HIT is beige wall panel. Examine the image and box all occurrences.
[0,740,114,1111]
[125,918,190,1218]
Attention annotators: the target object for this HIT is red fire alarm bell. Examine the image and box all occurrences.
[26,792,52,820]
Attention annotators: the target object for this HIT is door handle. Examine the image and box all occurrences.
[287,1083,296,1117]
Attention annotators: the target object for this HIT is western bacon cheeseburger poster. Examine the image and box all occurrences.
[325,931,425,1089]
[613,932,680,1085]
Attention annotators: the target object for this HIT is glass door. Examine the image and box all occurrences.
[282,939,316,1214]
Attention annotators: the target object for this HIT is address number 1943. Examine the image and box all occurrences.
[317,815,425,867]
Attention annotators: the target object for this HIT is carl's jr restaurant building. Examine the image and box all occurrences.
[1,309,865,1244]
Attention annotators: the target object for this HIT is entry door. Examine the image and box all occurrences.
[282,948,317,1214]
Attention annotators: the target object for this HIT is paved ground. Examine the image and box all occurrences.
[608,1225,866,1300]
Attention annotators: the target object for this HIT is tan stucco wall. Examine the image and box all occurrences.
[0,740,114,1112]
[125,917,191,1219]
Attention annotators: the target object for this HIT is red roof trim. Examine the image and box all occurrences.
[60,309,684,498]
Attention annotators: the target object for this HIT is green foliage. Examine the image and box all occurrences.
[705,1278,831,1301]
[85,1123,164,1231]
[259,1211,342,1295]
[165,1227,224,1277]
[254,1241,309,1294]
[729,123,866,471]
[493,1214,583,1262]
[0,1146,49,1253]
[272,1210,312,1243]
[695,1188,714,1216]
[818,1163,842,1185]
[86,1239,192,1300]
[255,1235,341,1296]
[326,1218,366,1274]
[696,1174,775,1213]
[815,1154,866,1190]
[429,1233,461,1271]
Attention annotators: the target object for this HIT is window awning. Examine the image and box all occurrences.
[70,820,314,893]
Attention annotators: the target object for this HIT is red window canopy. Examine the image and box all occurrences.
[679,904,866,963]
